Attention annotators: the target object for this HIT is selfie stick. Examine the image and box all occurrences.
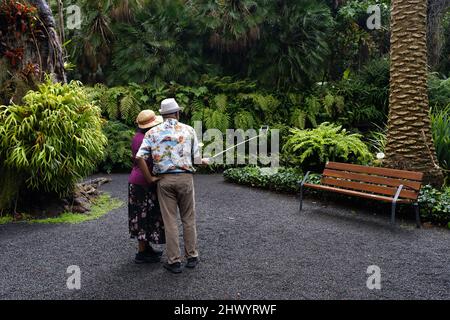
[205,125,270,161]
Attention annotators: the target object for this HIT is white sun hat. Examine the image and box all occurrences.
[159,98,181,115]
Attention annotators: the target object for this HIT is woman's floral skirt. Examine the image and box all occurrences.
[128,183,165,244]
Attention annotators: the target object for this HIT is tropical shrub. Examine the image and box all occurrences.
[283,122,373,171]
[223,166,321,193]
[328,58,389,129]
[418,185,450,224]
[431,106,450,181]
[332,0,390,75]
[0,79,106,208]
[428,74,450,111]
[98,121,135,173]
[249,0,334,89]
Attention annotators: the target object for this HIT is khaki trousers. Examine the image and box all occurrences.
[157,173,198,264]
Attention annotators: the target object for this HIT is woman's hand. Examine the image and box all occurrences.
[148,175,161,184]
[136,157,160,185]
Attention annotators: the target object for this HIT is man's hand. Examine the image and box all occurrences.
[201,158,210,166]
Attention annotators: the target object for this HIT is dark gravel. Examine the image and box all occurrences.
[0,174,449,300]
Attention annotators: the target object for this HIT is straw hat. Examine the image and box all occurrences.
[159,98,181,115]
[136,110,163,129]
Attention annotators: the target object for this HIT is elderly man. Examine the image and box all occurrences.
[136,98,208,274]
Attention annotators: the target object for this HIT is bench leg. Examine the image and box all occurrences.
[299,185,304,212]
[390,202,396,225]
[414,203,421,228]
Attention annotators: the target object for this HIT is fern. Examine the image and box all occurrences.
[213,94,228,112]
[290,109,307,129]
[120,93,141,126]
[234,111,256,130]
[204,108,230,132]
[283,122,373,171]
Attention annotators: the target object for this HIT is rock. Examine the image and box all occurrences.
[71,205,88,214]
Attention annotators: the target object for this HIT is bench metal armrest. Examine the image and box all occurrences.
[299,171,311,187]
[392,184,404,204]
[390,184,403,225]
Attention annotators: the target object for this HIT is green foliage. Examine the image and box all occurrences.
[283,123,373,171]
[431,106,450,178]
[0,78,106,208]
[329,58,389,128]
[428,74,450,111]
[234,111,257,131]
[223,166,321,193]
[418,186,450,224]
[250,0,334,89]
[367,125,387,154]
[332,0,390,76]
[0,193,123,224]
[98,121,135,173]
[109,0,205,85]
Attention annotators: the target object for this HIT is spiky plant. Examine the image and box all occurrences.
[0,78,106,208]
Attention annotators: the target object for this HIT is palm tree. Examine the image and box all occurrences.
[249,0,334,89]
[67,0,144,83]
[384,0,444,186]
[189,0,267,53]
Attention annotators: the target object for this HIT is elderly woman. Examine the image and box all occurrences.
[128,110,165,263]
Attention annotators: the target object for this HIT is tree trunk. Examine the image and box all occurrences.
[0,0,66,104]
[26,0,66,82]
[385,0,444,186]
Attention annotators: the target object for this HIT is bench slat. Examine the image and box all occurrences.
[303,183,412,203]
[323,169,422,191]
[326,162,424,181]
[321,177,419,200]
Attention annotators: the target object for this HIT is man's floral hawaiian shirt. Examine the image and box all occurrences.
[136,118,200,174]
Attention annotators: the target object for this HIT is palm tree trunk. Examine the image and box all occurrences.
[385,0,444,186]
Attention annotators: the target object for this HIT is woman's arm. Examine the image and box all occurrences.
[136,157,160,184]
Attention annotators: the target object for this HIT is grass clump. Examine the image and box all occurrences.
[0,193,123,225]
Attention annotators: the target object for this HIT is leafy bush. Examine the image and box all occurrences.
[431,106,450,179]
[98,121,135,173]
[428,74,450,111]
[418,186,450,225]
[283,122,373,171]
[223,166,320,193]
[0,79,106,208]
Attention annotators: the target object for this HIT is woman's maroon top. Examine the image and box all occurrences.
[128,132,153,186]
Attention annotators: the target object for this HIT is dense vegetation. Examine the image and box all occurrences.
[0,79,106,209]
[0,0,449,222]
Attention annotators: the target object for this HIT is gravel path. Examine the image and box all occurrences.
[0,174,449,300]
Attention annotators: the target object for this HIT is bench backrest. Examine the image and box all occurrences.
[321,162,424,201]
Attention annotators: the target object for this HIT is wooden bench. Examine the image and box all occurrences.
[298,162,424,227]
